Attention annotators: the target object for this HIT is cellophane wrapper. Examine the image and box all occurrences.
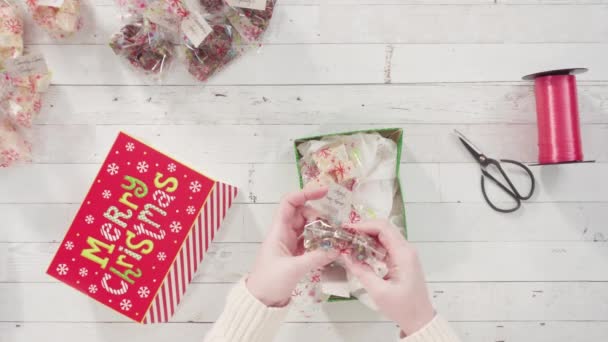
[0,0,23,65]
[225,0,276,43]
[27,0,83,38]
[183,18,242,82]
[110,0,182,80]
[181,0,277,82]
[0,66,52,168]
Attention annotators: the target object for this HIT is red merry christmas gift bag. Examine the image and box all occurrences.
[46,132,237,323]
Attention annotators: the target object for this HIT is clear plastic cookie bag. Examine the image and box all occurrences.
[0,0,24,66]
[179,0,241,82]
[109,0,180,81]
[26,0,83,39]
[224,0,277,43]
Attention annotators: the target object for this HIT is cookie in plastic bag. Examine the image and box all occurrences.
[0,0,23,64]
[226,0,276,42]
[184,22,239,81]
[109,18,174,76]
[27,0,83,38]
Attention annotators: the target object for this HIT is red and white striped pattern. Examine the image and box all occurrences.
[143,182,238,323]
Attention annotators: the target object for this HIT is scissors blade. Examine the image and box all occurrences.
[454,130,484,162]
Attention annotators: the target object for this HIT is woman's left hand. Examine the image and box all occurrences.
[247,186,338,307]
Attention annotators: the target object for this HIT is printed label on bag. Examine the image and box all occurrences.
[226,0,266,11]
[181,12,213,47]
[4,54,49,76]
[312,183,353,226]
[35,0,65,8]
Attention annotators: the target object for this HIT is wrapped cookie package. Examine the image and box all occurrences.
[1,54,52,168]
[27,0,83,38]
[109,0,278,82]
[109,0,179,80]
[0,0,23,64]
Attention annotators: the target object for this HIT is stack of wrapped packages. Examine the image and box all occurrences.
[293,129,406,309]
[1,0,53,168]
[109,0,277,82]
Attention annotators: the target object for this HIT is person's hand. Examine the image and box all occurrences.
[247,186,339,307]
[343,220,435,336]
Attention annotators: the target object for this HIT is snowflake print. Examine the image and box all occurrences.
[16,111,32,127]
[167,163,177,172]
[317,147,331,158]
[107,163,119,175]
[138,286,150,298]
[157,252,167,261]
[33,99,42,113]
[125,142,135,152]
[102,190,112,199]
[26,0,36,10]
[170,221,182,233]
[349,210,361,224]
[88,284,98,294]
[1,149,19,163]
[64,241,74,250]
[120,299,132,311]
[329,161,348,182]
[56,264,69,275]
[303,163,320,180]
[85,215,95,225]
[4,18,23,35]
[136,161,149,173]
[186,206,196,215]
[189,181,202,193]
[79,267,88,277]
[243,25,263,41]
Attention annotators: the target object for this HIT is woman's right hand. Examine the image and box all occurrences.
[343,220,435,337]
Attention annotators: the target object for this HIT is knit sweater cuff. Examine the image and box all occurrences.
[208,278,290,342]
[401,315,461,342]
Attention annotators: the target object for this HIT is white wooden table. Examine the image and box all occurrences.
[2,0,608,341]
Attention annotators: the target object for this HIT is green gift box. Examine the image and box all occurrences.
[293,128,407,302]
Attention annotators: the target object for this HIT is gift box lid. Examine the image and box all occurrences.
[46,132,237,323]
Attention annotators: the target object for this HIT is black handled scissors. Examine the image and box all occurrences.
[454,130,536,213]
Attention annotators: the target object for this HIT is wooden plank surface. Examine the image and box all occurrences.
[4,241,608,283]
[22,4,608,44]
[3,322,608,342]
[1,163,607,204]
[26,124,608,163]
[28,44,608,85]
[2,282,608,322]
[2,202,608,243]
[36,84,608,125]
[3,0,608,340]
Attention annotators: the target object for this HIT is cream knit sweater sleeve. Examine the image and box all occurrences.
[204,280,461,342]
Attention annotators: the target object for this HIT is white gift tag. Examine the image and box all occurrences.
[312,183,353,226]
[35,0,65,8]
[4,54,49,76]
[144,3,181,31]
[226,0,266,11]
[181,12,212,47]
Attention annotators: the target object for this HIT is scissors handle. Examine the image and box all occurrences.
[480,159,536,213]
